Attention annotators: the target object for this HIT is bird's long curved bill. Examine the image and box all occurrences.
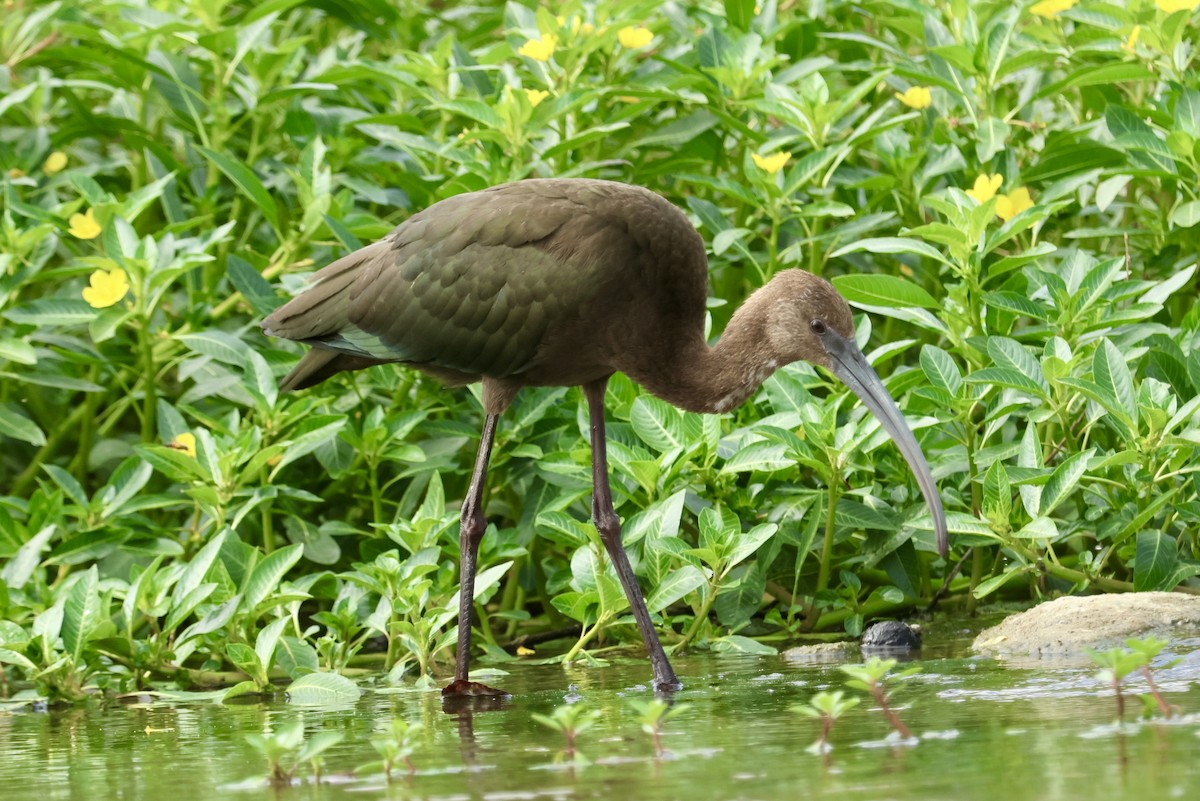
[825,332,948,556]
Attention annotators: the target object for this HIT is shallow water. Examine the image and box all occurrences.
[2,638,1199,801]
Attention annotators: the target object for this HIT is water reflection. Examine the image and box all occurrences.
[0,649,1197,801]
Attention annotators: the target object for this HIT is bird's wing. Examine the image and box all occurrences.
[262,181,643,378]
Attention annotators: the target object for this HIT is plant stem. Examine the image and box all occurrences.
[12,402,90,497]
[675,580,719,651]
[873,686,912,739]
[807,482,842,630]
[139,317,157,443]
[561,619,602,664]
[259,466,275,554]
[1139,665,1172,717]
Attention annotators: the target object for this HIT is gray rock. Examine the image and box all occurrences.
[781,641,857,663]
[861,620,921,651]
[973,592,1200,658]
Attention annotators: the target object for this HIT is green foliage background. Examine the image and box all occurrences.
[1,0,1199,701]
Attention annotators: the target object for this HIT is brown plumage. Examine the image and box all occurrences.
[262,178,947,695]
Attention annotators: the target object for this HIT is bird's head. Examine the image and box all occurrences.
[765,270,948,557]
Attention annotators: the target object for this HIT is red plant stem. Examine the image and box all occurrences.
[873,686,913,739]
[1139,666,1172,717]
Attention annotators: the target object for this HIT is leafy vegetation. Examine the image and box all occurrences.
[2,0,1199,701]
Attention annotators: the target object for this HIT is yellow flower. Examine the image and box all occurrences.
[618,26,654,49]
[894,86,932,110]
[966,173,1004,204]
[581,22,595,35]
[1030,0,1076,18]
[1123,25,1141,52]
[82,267,129,309]
[1156,0,1200,12]
[995,187,1034,221]
[524,88,549,107]
[43,151,68,175]
[518,33,557,62]
[752,151,791,175]
[69,208,102,240]
[169,432,197,459]
[516,645,535,656]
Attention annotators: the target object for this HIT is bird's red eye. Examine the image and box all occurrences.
[810,320,827,335]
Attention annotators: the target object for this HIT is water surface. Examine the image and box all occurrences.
[2,640,1198,801]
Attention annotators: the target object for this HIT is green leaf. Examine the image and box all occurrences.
[1,525,55,590]
[987,337,1048,394]
[226,642,263,680]
[1134,531,1178,592]
[965,366,1048,397]
[195,146,281,234]
[2,299,97,327]
[176,331,249,368]
[1037,63,1156,100]
[983,460,1012,523]
[227,255,279,316]
[0,337,37,365]
[0,404,46,446]
[983,291,1051,321]
[721,442,792,474]
[709,634,776,655]
[644,565,707,613]
[919,345,962,396]
[1093,339,1134,418]
[222,680,262,702]
[62,566,100,666]
[270,419,347,476]
[1011,516,1059,541]
[724,0,755,30]
[242,544,304,614]
[975,116,1009,162]
[630,395,686,452]
[255,615,289,671]
[1038,450,1093,517]
[1170,201,1200,228]
[830,274,938,309]
[727,524,777,569]
[286,671,361,705]
[829,237,952,266]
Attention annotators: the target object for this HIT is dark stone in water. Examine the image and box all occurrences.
[861,620,922,652]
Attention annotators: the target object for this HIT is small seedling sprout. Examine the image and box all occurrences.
[532,702,601,760]
[628,698,690,757]
[1090,636,1181,720]
[840,657,918,740]
[370,718,422,781]
[244,720,306,787]
[793,690,860,753]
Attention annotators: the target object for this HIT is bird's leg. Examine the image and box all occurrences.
[442,413,509,698]
[583,379,683,692]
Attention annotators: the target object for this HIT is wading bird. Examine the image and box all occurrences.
[262,179,948,695]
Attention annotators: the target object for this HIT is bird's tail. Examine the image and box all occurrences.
[278,349,386,392]
[260,239,389,341]
[262,239,393,390]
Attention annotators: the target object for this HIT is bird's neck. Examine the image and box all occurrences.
[630,293,781,415]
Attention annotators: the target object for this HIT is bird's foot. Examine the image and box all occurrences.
[652,675,684,693]
[441,679,512,698]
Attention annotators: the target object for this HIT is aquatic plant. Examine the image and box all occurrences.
[3,0,1200,705]
[794,690,861,753]
[366,718,423,781]
[1089,636,1181,720]
[840,658,918,740]
[532,703,601,760]
[244,720,342,787]
[628,698,691,757]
